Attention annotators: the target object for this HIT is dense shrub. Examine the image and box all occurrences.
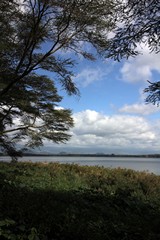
[1,161,160,239]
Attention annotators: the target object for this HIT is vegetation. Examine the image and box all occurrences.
[1,1,160,236]
[1,161,160,239]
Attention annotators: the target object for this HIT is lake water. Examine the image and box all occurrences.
[1,156,160,175]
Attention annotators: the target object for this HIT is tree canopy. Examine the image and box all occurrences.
[106,0,160,60]
[106,0,160,105]
[0,0,118,159]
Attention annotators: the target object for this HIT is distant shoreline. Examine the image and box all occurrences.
[1,153,160,158]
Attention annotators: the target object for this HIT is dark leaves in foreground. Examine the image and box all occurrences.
[144,81,160,106]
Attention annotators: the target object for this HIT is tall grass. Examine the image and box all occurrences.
[1,161,160,239]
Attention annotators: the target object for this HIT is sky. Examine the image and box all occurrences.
[40,43,160,155]
[13,1,160,155]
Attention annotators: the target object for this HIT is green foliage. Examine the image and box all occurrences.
[1,161,160,239]
[0,219,41,240]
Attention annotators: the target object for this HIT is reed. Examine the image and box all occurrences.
[1,161,160,239]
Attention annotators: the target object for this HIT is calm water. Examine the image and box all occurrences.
[1,156,160,175]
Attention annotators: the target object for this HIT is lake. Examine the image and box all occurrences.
[1,156,160,175]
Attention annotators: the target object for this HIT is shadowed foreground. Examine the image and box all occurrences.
[1,161,160,239]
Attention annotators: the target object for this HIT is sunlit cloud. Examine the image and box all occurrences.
[118,103,160,115]
[75,67,109,87]
[45,109,160,154]
[120,45,160,83]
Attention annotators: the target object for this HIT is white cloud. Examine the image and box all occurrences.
[54,106,64,110]
[118,103,160,115]
[52,109,160,153]
[75,67,109,87]
[120,45,160,83]
[16,0,27,12]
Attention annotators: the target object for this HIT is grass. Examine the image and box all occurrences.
[1,161,160,239]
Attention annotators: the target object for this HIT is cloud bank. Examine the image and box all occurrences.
[46,110,160,154]
[118,103,160,115]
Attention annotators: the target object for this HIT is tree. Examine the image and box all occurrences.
[105,0,160,105]
[106,0,160,60]
[144,81,160,106]
[0,0,118,159]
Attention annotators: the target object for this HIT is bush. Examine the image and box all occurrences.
[1,161,160,239]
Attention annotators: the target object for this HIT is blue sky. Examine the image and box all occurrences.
[42,43,160,154]
[11,1,160,155]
